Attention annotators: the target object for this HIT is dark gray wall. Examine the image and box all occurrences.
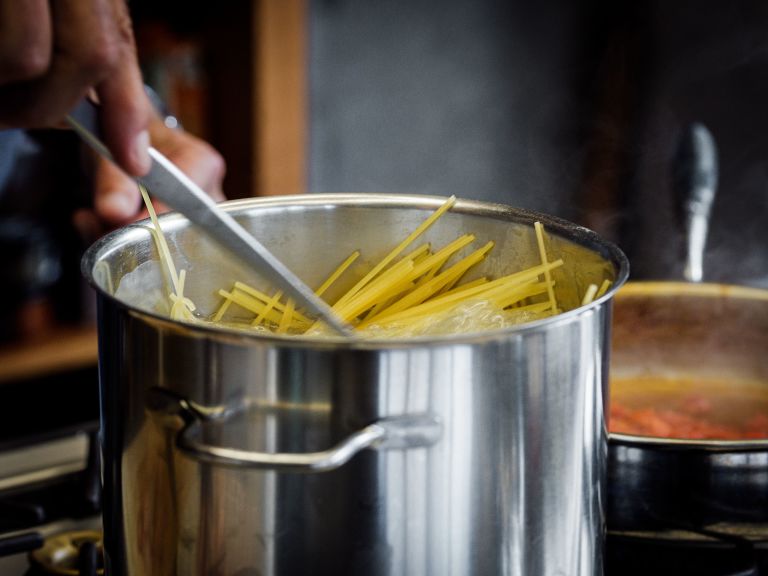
[308,0,768,287]
[620,2,768,286]
[308,0,603,221]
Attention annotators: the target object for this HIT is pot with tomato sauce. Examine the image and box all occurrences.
[607,282,768,532]
[610,376,768,440]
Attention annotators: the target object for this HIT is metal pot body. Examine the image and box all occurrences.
[84,194,627,576]
[608,282,768,533]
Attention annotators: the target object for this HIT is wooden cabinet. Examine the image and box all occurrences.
[133,0,308,199]
[0,326,98,385]
[0,1,308,384]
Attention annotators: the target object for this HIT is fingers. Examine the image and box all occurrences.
[0,0,51,84]
[149,119,227,202]
[0,0,151,175]
[0,0,119,126]
[92,116,227,226]
[94,0,151,176]
[92,157,141,226]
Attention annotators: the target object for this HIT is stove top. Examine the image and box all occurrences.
[0,365,102,575]
[0,522,102,575]
[0,421,101,575]
[606,529,768,576]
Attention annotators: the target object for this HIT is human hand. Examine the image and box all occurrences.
[90,114,226,227]
[0,0,152,176]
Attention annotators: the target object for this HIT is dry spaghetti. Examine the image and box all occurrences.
[137,193,608,338]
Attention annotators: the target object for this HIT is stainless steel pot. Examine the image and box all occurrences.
[82,193,628,576]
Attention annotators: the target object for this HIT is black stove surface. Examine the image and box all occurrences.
[606,531,768,576]
[0,365,101,575]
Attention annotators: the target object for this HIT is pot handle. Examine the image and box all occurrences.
[175,399,442,473]
[672,122,718,283]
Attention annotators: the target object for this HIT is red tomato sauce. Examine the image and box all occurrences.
[609,377,768,440]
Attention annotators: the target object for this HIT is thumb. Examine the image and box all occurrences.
[92,156,142,225]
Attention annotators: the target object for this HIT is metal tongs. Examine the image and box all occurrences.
[67,99,354,337]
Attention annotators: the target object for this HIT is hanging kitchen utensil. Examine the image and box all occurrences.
[672,122,718,283]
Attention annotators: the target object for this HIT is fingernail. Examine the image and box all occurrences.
[133,130,151,174]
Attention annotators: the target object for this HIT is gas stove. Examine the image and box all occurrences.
[1,365,766,575]
[0,432,103,575]
[0,522,103,575]
[0,365,102,575]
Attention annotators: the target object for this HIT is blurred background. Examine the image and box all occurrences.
[1,3,768,573]
[1,0,768,425]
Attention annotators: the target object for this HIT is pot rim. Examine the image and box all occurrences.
[608,432,768,452]
[615,280,768,302]
[81,192,629,348]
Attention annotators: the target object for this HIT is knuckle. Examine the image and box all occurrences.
[76,3,136,78]
[72,35,122,79]
[187,138,227,182]
[0,44,50,82]
[89,42,121,76]
[207,147,227,181]
[13,101,70,128]
[200,149,227,187]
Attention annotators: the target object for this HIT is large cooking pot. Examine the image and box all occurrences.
[608,281,768,534]
[83,193,628,576]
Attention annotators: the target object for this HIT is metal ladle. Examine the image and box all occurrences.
[67,99,354,337]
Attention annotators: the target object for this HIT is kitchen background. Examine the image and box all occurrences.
[1,0,767,573]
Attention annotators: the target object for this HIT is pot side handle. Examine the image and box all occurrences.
[176,410,443,474]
